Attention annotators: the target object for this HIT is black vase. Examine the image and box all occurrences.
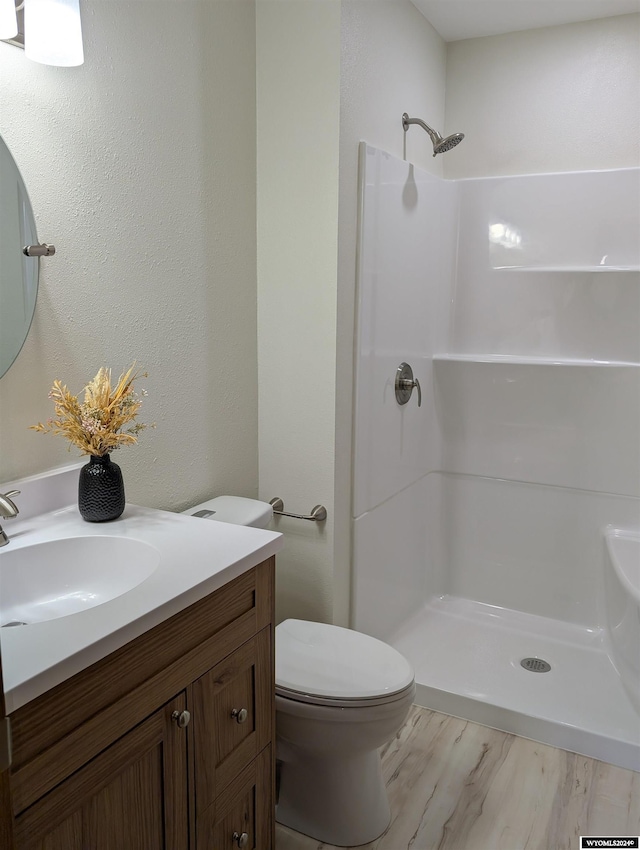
[78,454,125,522]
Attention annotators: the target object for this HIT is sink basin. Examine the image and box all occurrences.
[0,536,160,626]
[0,469,282,714]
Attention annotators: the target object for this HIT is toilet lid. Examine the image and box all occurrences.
[275,619,414,701]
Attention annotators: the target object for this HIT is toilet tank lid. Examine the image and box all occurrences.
[183,496,273,528]
[275,619,414,700]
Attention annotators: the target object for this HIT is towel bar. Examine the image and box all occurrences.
[269,498,327,523]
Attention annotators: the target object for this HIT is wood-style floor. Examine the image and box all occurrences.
[275,705,640,850]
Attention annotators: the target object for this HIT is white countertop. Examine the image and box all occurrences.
[0,503,282,713]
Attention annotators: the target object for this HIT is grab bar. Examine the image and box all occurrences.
[269,498,327,523]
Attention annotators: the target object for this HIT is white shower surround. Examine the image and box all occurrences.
[352,144,640,771]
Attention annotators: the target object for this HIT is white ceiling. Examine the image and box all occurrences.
[410,0,640,42]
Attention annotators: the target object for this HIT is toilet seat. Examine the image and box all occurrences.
[275,619,415,704]
[275,681,415,709]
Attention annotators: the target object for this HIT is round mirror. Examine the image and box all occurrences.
[0,134,38,378]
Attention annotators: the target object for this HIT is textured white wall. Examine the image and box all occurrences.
[341,0,447,179]
[0,1,258,510]
[445,14,640,178]
[256,0,341,624]
[336,0,447,624]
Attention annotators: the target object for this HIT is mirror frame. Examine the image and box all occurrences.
[0,133,39,379]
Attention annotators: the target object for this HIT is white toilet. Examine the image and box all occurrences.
[275,618,415,846]
[185,496,416,846]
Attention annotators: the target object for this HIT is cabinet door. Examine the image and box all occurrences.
[197,747,272,850]
[14,694,189,850]
[192,629,272,813]
[0,644,15,849]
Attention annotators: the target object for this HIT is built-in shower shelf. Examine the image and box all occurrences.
[433,354,640,367]
[492,265,640,273]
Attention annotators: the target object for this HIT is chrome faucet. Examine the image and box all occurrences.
[0,490,20,547]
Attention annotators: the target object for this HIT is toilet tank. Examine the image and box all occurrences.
[183,495,273,529]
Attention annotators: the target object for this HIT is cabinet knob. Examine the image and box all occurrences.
[171,709,191,728]
[231,707,248,724]
[232,832,249,849]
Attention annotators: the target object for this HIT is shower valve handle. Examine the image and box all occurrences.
[395,363,421,407]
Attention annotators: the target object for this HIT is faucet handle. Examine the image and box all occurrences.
[0,490,20,518]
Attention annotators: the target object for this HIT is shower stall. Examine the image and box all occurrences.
[351,143,640,771]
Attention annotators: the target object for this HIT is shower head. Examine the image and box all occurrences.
[402,113,464,157]
[433,133,465,155]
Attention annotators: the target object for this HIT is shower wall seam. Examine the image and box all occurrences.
[354,468,640,523]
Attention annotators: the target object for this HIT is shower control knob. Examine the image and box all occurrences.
[231,707,248,724]
[395,362,422,407]
[232,832,249,848]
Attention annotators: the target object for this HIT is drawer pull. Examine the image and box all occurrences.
[231,707,248,724]
[232,832,249,848]
[171,709,191,728]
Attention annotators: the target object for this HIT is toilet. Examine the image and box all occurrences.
[185,496,416,847]
[275,618,415,845]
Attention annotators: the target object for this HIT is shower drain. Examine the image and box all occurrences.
[520,657,551,673]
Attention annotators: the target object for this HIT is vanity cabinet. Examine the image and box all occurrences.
[4,557,275,850]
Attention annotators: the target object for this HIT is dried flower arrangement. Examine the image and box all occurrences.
[31,364,150,457]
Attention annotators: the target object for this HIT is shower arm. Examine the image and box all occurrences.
[402,113,442,145]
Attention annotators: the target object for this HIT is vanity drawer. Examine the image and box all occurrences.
[196,746,273,850]
[192,627,273,813]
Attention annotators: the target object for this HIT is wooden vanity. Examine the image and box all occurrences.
[1,557,275,849]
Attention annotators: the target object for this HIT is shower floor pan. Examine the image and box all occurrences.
[388,595,640,772]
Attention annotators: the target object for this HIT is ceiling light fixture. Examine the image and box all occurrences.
[0,0,18,40]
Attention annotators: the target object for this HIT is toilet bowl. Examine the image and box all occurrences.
[275,618,415,846]
[185,497,415,846]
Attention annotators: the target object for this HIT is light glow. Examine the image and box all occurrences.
[0,0,18,40]
[25,0,84,67]
[35,590,99,610]
[489,220,522,249]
